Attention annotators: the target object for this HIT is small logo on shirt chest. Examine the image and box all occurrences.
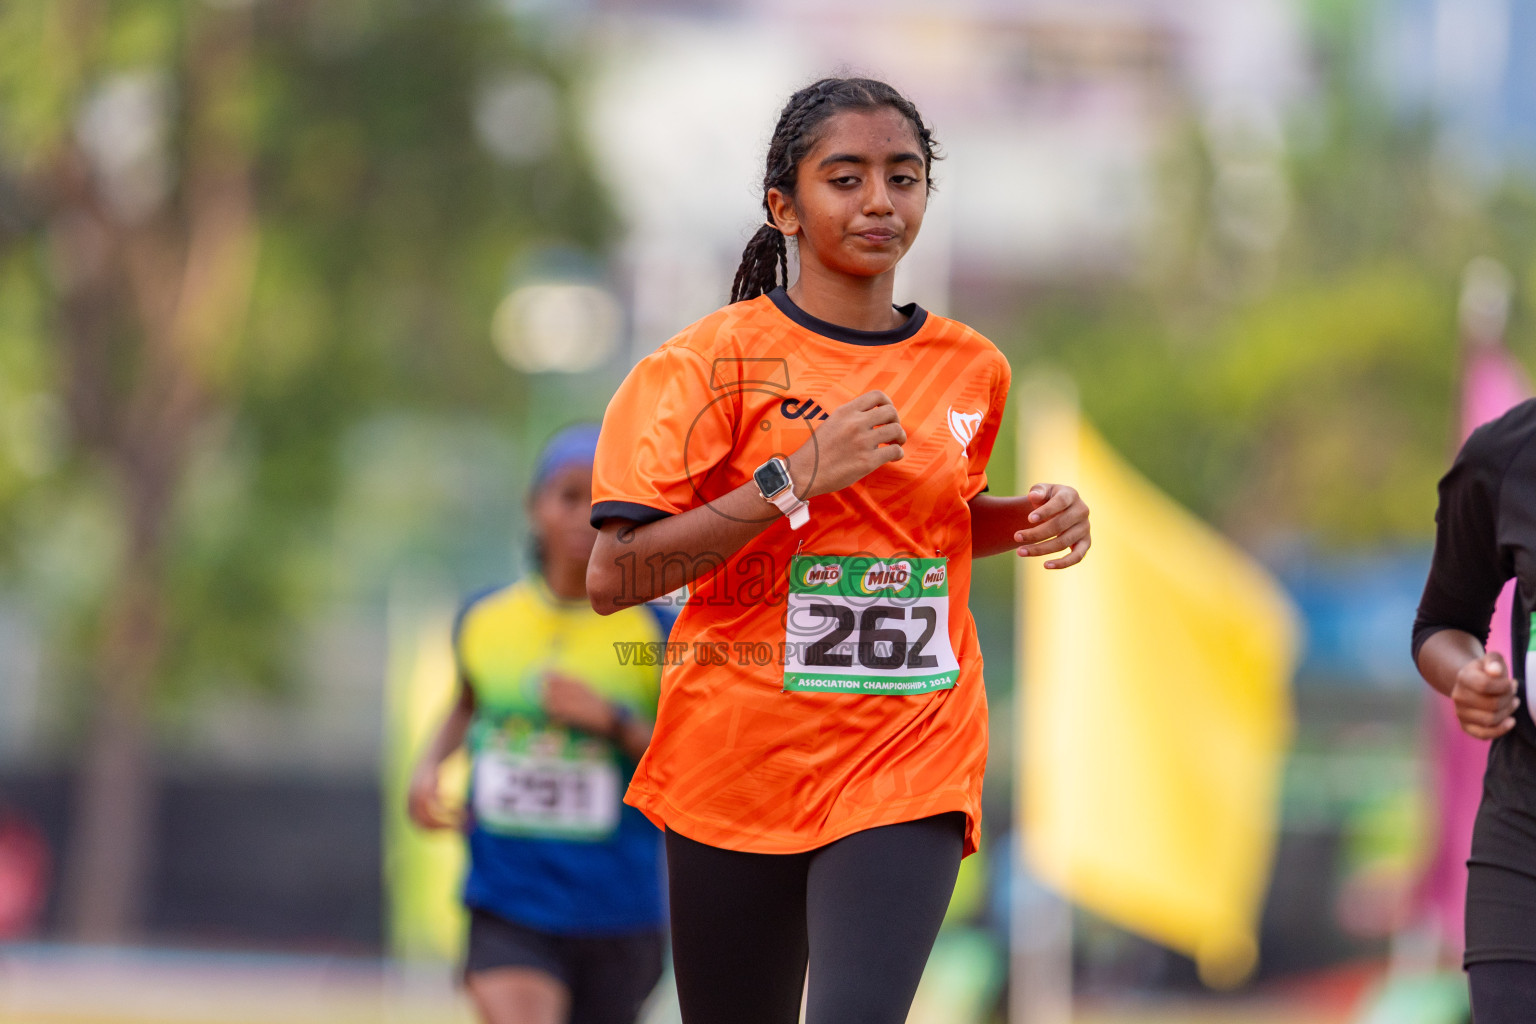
[948,407,984,456]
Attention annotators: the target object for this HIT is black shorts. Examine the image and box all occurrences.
[1466,732,1536,966]
[464,907,665,1024]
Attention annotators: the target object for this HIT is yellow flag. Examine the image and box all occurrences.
[1017,383,1299,987]
[383,598,470,961]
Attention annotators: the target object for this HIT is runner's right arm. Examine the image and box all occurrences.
[406,677,475,829]
[1413,419,1518,740]
[588,391,907,614]
[542,672,655,762]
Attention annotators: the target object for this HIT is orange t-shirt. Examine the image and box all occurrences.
[591,288,1010,857]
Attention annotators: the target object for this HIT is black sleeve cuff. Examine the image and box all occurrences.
[1411,601,1495,663]
[591,500,674,529]
[1411,623,1452,664]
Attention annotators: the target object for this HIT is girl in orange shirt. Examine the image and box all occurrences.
[587,77,1090,1024]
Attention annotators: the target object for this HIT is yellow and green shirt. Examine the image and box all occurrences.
[456,578,671,934]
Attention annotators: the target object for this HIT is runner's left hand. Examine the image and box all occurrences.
[1013,483,1091,569]
[542,673,618,736]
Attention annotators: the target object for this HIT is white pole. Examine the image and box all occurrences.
[1008,870,1072,1024]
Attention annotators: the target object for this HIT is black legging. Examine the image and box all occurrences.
[665,812,964,1024]
[1469,960,1536,1023]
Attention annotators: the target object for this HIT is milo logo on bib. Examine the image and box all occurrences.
[802,562,843,587]
[859,561,911,593]
[783,554,959,696]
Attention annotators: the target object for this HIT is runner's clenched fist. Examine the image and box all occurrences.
[787,390,906,499]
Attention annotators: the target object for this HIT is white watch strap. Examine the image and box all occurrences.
[771,489,809,530]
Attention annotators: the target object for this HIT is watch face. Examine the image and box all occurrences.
[754,459,791,498]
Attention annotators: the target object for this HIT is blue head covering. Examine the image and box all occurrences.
[531,423,601,492]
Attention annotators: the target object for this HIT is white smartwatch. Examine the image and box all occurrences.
[753,456,809,529]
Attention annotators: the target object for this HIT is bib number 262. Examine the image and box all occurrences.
[802,604,941,670]
[783,555,959,696]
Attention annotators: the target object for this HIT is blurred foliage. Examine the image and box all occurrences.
[0,0,1528,725]
[0,0,611,720]
[1008,4,1536,548]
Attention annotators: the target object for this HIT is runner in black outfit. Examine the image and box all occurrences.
[1414,398,1536,1022]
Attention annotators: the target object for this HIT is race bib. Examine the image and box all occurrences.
[472,732,621,841]
[1527,612,1536,726]
[783,554,959,695]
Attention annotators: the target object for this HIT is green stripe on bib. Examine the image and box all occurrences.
[783,669,958,695]
[789,555,949,599]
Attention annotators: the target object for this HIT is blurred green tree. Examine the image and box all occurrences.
[0,0,607,940]
[1001,7,1536,549]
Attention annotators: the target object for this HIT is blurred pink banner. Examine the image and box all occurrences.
[1418,343,1530,955]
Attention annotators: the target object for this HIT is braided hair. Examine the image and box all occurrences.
[730,77,940,304]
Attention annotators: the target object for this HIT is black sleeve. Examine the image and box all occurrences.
[590,501,674,529]
[1411,426,1510,660]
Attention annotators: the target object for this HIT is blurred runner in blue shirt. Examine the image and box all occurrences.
[409,424,671,1024]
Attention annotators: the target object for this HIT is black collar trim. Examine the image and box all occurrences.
[767,287,927,346]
